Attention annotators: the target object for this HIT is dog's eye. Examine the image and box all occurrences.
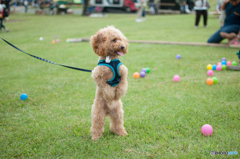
[112,39,116,42]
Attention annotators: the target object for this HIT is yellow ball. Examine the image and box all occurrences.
[207,64,212,70]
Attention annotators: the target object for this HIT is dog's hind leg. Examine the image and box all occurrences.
[109,100,128,136]
[90,95,106,140]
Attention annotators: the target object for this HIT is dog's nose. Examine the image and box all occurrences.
[121,46,125,50]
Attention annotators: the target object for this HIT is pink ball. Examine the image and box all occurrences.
[173,75,180,82]
[234,41,238,45]
[207,70,214,76]
[227,61,232,66]
[216,66,222,71]
[201,124,213,136]
[56,39,60,43]
[217,62,221,66]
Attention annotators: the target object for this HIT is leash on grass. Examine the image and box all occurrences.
[0,37,92,73]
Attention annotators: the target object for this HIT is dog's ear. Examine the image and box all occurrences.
[90,32,106,56]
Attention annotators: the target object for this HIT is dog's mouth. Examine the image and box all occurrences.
[115,51,124,56]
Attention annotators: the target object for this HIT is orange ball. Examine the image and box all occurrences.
[133,72,140,78]
[52,40,55,44]
[206,78,213,85]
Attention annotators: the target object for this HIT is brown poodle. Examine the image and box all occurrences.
[90,26,129,140]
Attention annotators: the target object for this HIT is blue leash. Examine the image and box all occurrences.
[0,37,92,73]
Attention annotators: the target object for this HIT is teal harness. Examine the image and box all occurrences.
[98,59,122,87]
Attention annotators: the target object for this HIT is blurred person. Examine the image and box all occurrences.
[216,0,224,13]
[49,0,55,15]
[187,0,195,11]
[5,0,10,16]
[87,0,95,16]
[149,0,158,14]
[0,0,9,32]
[194,0,211,28]
[207,0,240,44]
[34,0,39,9]
[221,30,240,43]
[24,0,28,13]
[219,0,228,26]
[136,0,146,22]
[180,0,191,13]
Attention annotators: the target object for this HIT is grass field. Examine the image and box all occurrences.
[0,10,240,158]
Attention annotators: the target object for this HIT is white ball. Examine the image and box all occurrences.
[39,37,43,41]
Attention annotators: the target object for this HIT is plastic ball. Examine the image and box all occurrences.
[56,39,60,43]
[206,78,213,85]
[234,41,238,45]
[207,64,212,70]
[227,61,232,66]
[221,61,226,65]
[217,62,221,66]
[52,40,55,44]
[221,65,226,70]
[232,61,238,66]
[201,124,213,136]
[216,65,222,71]
[207,70,214,76]
[55,35,58,38]
[141,68,147,73]
[176,54,181,59]
[173,75,180,82]
[140,71,146,77]
[39,37,43,41]
[146,68,150,73]
[133,72,140,78]
[212,77,218,84]
[212,64,217,70]
[20,93,28,100]
[221,57,226,61]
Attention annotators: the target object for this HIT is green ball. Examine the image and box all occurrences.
[221,65,226,70]
[146,68,150,73]
[212,77,218,84]
[232,61,238,66]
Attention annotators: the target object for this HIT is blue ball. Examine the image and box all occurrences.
[221,61,226,65]
[20,93,28,100]
[176,54,181,59]
[212,64,217,70]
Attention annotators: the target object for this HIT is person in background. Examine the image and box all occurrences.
[0,0,9,32]
[207,0,240,44]
[136,0,146,22]
[180,0,191,13]
[149,0,158,14]
[218,0,228,27]
[221,30,240,43]
[87,0,95,16]
[24,0,28,13]
[5,0,10,16]
[194,0,211,28]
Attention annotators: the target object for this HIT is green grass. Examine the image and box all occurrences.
[0,12,239,158]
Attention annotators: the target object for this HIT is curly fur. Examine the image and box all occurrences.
[90,26,129,140]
